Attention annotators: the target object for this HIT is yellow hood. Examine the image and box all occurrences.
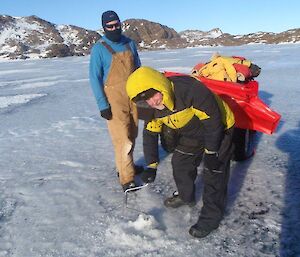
[126,66,175,111]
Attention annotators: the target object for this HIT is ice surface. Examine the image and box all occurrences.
[0,44,299,257]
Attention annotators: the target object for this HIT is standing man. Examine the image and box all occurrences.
[89,11,141,192]
[126,66,235,238]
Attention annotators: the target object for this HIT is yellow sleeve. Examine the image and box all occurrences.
[214,95,235,129]
[192,107,210,120]
[145,119,163,133]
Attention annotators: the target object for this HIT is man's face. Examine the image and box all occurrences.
[146,92,165,110]
[104,20,121,31]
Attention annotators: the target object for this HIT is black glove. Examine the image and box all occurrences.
[100,108,112,120]
[203,152,221,171]
[140,168,157,183]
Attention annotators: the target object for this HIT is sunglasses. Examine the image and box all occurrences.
[105,22,121,29]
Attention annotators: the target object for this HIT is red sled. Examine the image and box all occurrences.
[164,71,281,135]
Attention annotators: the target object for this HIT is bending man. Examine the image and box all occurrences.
[126,66,235,238]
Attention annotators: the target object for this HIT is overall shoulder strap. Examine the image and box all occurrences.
[98,38,132,55]
[98,38,115,54]
[125,43,131,52]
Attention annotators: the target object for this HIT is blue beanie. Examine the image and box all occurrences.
[101,10,120,28]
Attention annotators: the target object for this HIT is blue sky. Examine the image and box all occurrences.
[1,0,299,34]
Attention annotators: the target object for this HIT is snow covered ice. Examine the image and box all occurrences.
[0,44,300,257]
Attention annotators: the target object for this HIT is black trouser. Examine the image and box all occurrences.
[197,159,231,229]
[171,127,234,230]
[172,149,202,202]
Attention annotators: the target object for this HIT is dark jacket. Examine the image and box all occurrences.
[126,67,234,166]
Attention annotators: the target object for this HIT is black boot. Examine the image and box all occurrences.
[164,191,195,208]
[122,181,137,192]
[189,224,218,238]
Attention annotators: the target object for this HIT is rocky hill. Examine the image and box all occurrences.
[0,14,299,59]
[179,28,300,47]
[122,19,187,49]
[0,15,100,59]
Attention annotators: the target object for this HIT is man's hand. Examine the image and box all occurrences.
[100,108,112,120]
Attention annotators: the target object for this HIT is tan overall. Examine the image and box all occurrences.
[101,41,138,185]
